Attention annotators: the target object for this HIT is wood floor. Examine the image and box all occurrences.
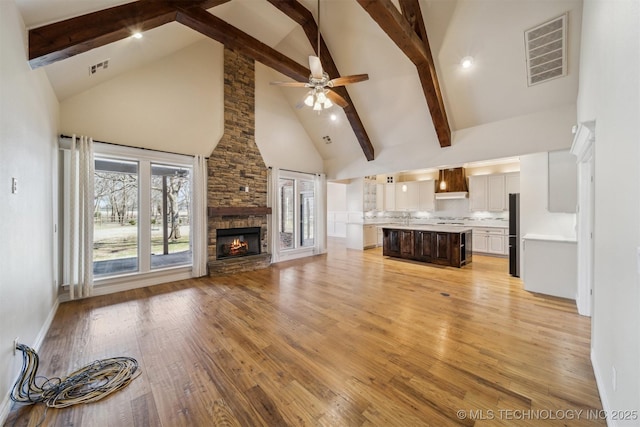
[5,239,604,426]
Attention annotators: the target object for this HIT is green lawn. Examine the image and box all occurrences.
[93,223,190,261]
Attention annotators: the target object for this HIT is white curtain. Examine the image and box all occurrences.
[67,135,95,299]
[267,167,280,263]
[191,155,208,277]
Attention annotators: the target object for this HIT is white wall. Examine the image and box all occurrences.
[519,152,577,298]
[577,1,640,423]
[520,153,577,239]
[327,182,347,211]
[327,182,347,238]
[0,1,60,422]
[61,40,224,156]
[326,103,577,180]
[255,64,323,173]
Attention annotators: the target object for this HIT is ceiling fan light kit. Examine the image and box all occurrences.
[269,0,368,112]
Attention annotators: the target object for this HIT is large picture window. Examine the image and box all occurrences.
[91,157,192,278]
[62,142,196,284]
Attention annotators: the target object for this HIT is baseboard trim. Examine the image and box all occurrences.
[59,269,193,303]
[0,296,60,426]
[591,348,614,427]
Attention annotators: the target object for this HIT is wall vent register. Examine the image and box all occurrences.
[524,13,567,86]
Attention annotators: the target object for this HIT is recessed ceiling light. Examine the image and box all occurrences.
[132,32,143,39]
[330,114,337,121]
[461,56,473,69]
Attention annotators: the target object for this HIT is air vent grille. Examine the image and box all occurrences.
[524,13,567,86]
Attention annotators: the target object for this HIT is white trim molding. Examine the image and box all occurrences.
[571,121,596,317]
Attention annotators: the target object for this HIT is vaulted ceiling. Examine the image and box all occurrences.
[15,0,583,178]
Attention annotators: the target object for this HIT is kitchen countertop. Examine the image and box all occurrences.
[522,234,577,243]
[366,222,507,229]
[382,225,473,233]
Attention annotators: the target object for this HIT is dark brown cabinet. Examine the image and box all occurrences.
[383,229,400,257]
[400,230,414,257]
[383,227,472,268]
[414,231,434,262]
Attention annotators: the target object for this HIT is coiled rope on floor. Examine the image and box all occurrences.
[11,343,140,409]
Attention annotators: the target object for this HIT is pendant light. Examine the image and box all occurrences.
[439,169,447,191]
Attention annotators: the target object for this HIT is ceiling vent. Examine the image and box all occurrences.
[89,59,110,76]
[524,13,567,86]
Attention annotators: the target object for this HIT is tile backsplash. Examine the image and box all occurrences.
[364,198,509,223]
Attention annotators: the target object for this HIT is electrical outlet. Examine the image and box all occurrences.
[13,337,18,356]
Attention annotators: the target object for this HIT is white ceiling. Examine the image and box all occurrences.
[15,0,583,173]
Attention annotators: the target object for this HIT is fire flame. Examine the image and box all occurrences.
[229,238,248,255]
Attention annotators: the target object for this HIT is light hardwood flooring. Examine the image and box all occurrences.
[5,239,603,426]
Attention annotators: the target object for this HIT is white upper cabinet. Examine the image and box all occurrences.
[505,172,520,206]
[396,182,419,211]
[548,150,577,213]
[418,180,435,211]
[384,183,396,211]
[376,183,385,211]
[487,175,506,211]
[469,173,520,212]
[468,175,488,211]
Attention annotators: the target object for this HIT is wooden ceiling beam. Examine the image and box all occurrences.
[266,0,374,160]
[357,0,451,147]
[27,0,231,69]
[27,0,376,159]
[175,6,309,82]
[28,0,176,69]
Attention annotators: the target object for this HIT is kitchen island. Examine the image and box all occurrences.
[382,225,472,268]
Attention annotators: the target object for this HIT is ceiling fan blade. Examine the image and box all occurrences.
[328,74,369,87]
[309,55,324,79]
[326,89,349,108]
[270,81,309,87]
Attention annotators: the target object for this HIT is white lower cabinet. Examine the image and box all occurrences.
[364,225,378,248]
[472,227,507,255]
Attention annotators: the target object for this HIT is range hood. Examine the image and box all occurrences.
[435,167,468,199]
[435,191,468,200]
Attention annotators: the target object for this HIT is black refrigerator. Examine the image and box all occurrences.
[508,193,520,277]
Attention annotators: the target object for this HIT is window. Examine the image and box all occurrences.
[91,157,193,278]
[93,158,140,276]
[62,142,196,283]
[277,175,316,251]
[150,163,191,269]
[269,168,326,263]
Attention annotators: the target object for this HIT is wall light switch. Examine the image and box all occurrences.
[11,178,17,194]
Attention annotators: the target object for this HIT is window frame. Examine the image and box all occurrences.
[277,170,317,255]
[60,141,196,291]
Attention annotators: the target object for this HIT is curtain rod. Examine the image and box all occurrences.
[59,134,207,159]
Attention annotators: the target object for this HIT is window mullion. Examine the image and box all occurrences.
[138,161,151,273]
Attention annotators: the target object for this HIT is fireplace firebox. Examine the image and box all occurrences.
[216,227,261,259]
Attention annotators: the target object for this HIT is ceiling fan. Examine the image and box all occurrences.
[270,0,369,111]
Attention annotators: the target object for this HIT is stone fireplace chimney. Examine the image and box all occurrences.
[207,47,271,274]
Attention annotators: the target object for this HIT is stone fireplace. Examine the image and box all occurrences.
[207,47,271,275]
